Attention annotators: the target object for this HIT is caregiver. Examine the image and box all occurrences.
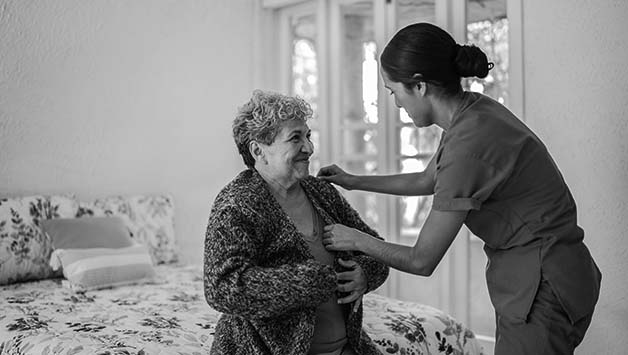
[318,22,601,355]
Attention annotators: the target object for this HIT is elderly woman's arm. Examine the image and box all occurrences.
[204,206,336,319]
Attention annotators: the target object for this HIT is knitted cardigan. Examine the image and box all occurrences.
[204,169,389,355]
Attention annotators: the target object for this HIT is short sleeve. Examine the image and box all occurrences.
[433,152,505,212]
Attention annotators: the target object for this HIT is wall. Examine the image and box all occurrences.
[523,0,628,352]
[0,0,254,265]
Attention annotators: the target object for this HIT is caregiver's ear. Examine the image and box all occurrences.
[411,73,427,96]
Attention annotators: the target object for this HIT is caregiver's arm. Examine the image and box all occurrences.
[317,154,436,196]
[324,208,467,276]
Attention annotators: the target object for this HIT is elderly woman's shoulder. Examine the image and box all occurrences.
[212,170,266,211]
[302,175,341,197]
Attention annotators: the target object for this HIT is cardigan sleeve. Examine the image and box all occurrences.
[321,182,390,294]
[204,205,336,319]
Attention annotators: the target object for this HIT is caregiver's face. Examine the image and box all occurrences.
[263,120,314,183]
[381,68,432,128]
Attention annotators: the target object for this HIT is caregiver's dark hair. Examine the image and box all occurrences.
[381,22,494,97]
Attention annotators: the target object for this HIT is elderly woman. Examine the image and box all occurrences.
[204,90,389,355]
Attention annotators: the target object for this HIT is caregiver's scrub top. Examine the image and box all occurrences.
[433,92,601,323]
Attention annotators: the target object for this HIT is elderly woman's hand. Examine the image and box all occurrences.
[317,164,355,190]
[336,259,367,312]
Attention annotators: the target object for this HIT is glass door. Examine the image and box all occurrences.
[328,0,450,312]
[465,0,508,351]
[274,3,523,353]
[329,0,382,231]
[290,11,322,174]
[387,0,449,310]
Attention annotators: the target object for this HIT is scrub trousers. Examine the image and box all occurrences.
[494,279,593,355]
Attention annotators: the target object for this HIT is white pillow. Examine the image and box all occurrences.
[49,245,158,292]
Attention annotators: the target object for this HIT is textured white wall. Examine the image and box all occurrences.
[0,0,254,265]
[523,0,628,352]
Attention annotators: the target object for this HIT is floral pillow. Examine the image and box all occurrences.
[77,195,178,264]
[0,195,79,285]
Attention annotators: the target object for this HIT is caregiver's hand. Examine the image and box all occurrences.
[323,224,370,252]
[336,259,366,312]
[317,164,355,190]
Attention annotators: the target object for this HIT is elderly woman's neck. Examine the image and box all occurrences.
[256,168,303,201]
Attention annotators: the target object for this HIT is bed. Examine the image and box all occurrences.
[0,195,485,355]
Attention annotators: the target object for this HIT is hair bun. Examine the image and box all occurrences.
[454,44,493,79]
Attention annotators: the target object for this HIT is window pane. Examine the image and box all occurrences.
[396,158,445,311]
[398,158,432,236]
[399,125,441,156]
[341,128,377,156]
[292,16,318,112]
[396,0,436,29]
[342,159,378,228]
[343,159,377,176]
[337,1,379,232]
[345,191,379,228]
[291,14,319,175]
[362,42,378,124]
[465,0,509,106]
[340,1,377,128]
[466,0,507,339]
[389,0,440,309]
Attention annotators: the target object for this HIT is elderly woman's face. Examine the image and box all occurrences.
[261,119,314,183]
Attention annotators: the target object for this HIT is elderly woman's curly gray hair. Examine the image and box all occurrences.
[233,90,314,168]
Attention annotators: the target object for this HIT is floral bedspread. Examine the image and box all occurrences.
[0,264,484,355]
